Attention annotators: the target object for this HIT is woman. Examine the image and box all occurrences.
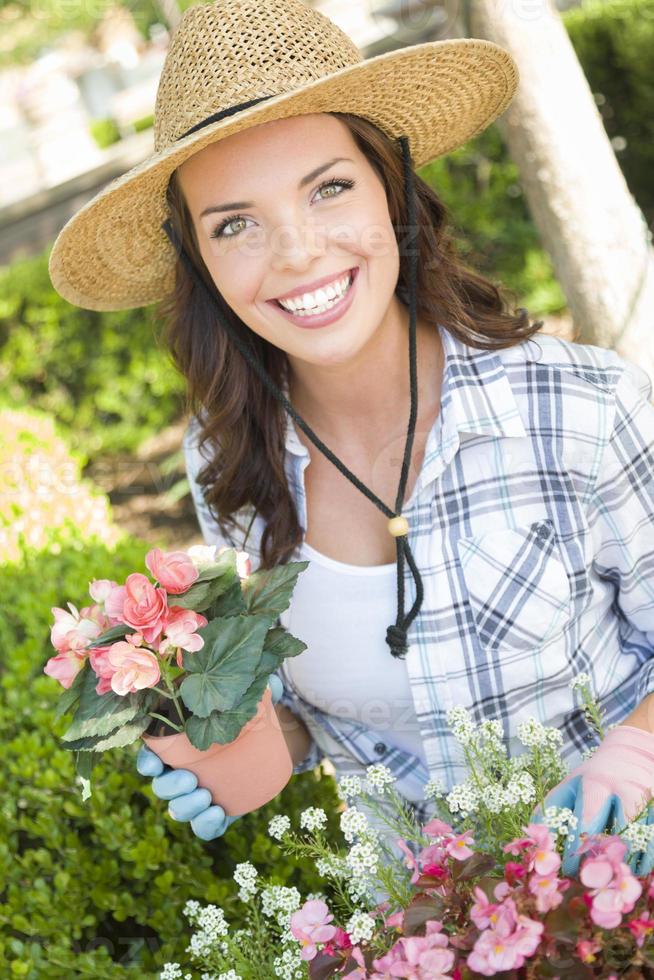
[49,0,654,876]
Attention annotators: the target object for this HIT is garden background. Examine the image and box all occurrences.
[1,0,653,974]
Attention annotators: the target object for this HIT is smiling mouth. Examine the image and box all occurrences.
[273,270,355,316]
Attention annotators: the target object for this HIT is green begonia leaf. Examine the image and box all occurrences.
[241,561,309,618]
[53,666,87,720]
[61,667,156,740]
[87,623,135,648]
[63,714,152,752]
[184,669,271,750]
[179,613,272,717]
[258,627,307,675]
[172,552,241,612]
[75,751,95,801]
[205,578,247,619]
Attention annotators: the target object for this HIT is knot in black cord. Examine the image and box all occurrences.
[386,624,409,659]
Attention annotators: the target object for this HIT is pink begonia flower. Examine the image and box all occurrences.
[575,938,601,963]
[217,545,252,580]
[466,899,543,977]
[504,823,561,877]
[158,606,208,663]
[89,578,119,604]
[290,899,337,961]
[88,644,115,695]
[104,584,128,623]
[145,547,199,594]
[628,917,654,948]
[423,818,455,839]
[107,641,161,696]
[371,921,454,979]
[50,601,108,653]
[343,946,368,980]
[446,830,475,861]
[582,862,642,929]
[43,648,86,689]
[120,573,168,644]
[528,870,568,913]
[470,886,505,930]
[322,926,352,957]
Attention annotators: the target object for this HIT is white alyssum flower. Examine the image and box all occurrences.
[447,705,476,745]
[337,774,363,801]
[233,861,258,900]
[316,855,348,878]
[446,780,479,817]
[346,839,380,878]
[365,763,396,795]
[300,807,328,832]
[268,814,291,840]
[479,719,505,752]
[261,885,302,919]
[346,910,376,945]
[216,971,242,980]
[340,806,369,843]
[517,717,549,748]
[160,965,187,980]
[183,899,201,921]
[543,805,578,839]
[423,776,445,800]
[622,821,654,852]
[569,672,592,692]
[273,945,305,980]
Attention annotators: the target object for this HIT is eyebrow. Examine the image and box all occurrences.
[198,157,354,218]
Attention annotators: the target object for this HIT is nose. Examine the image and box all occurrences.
[269,218,326,273]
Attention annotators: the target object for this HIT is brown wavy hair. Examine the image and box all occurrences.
[157,112,544,569]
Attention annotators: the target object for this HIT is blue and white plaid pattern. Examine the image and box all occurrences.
[183,327,654,817]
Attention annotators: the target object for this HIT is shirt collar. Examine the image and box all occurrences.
[281,324,528,460]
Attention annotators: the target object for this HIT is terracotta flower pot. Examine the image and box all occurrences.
[142,687,293,817]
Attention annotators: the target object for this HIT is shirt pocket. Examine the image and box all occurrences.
[455,518,572,653]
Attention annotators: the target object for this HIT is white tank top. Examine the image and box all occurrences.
[285,539,427,767]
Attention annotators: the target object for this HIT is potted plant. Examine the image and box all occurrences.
[44,544,309,815]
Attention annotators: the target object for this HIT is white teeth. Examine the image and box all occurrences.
[278,272,352,313]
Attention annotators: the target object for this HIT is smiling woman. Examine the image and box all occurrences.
[159,109,543,574]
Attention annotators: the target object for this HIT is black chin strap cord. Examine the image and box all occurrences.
[162,134,424,659]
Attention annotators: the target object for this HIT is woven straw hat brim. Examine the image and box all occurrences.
[48,38,518,312]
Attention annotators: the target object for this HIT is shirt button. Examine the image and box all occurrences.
[374,741,387,756]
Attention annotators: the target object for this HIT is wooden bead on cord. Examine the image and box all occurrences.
[387,515,410,537]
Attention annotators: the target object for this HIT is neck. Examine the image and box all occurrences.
[286,299,443,451]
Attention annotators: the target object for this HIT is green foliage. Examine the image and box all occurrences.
[89,117,122,150]
[0,250,186,459]
[563,0,654,228]
[132,114,155,133]
[0,528,340,977]
[420,125,566,318]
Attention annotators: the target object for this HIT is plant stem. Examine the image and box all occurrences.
[149,711,183,733]
[160,656,186,727]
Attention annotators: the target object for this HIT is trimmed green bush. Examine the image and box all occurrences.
[564,0,654,229]
[0,528,340,977]
[0,252,186,461]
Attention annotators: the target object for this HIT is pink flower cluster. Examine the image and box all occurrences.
[285,816,654,978]
[44,547,210,696]
[577,835,643,928]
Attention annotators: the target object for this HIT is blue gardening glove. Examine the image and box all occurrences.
[137,674,285,840]
[530,725,654,877]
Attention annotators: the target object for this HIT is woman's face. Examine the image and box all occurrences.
[176,113,403,370]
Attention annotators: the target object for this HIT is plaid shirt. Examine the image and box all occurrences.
[183,327,654,821]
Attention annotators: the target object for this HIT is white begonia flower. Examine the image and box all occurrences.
[337,774,363,801]
[365,763,396,794]
[299,807,328,832]
[186,544,219,570]
[346,910,376,945]
[340,806,369,843]
[268,814,291,840]
[569,672,591,692]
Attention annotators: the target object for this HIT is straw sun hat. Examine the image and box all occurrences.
[48,0,519,313]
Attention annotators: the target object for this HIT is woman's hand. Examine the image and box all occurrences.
[531,725,654,876]
[136,674,285,840]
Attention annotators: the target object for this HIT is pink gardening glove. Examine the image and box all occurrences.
[531,725,654,875]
